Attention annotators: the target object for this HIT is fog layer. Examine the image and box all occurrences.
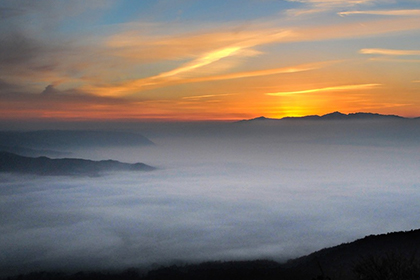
[1,120,420,276]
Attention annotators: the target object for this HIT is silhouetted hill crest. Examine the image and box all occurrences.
[284,229,420,279]
[0,152,155,176]
[240,111,408,122]
[3,228,420,280]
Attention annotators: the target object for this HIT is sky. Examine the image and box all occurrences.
[1,0,420,121]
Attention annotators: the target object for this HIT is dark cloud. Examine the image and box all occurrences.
[39,85,129,104]
[0,32,41,65]
[0,84,130,121]
[0,1,112,23]
[0,78,19,91]
[0,31,65,85]
[0,7,25,19]
[0,1,112,88]
[1,84,127,104]
[41,85,57,95]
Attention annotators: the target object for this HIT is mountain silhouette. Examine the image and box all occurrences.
[0,152,155,176]
[284,229,420,279]
[240,111,407,122]
[3,229,420,280]
[0,144,70,157]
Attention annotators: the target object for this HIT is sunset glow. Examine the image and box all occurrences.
[1,0,420,121]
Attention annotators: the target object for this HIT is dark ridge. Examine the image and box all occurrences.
[235,116,275,123]
[320,111,348,120]
[0,130,154,149]
[239,111,409,122]
[281,114,321,120]
[0,152,155,176]
[3,229,420,280]
[0,144,70,157]
[284,229,420,279]
[347,112,404,120]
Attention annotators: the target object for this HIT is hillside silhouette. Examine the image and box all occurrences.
[3,229,420,280]
[0,152,155,176]
[239,111,407,122]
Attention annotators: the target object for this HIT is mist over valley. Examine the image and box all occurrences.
[1,115,420,278]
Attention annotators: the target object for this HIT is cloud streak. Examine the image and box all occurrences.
[184,61,335,83]
[182,94,232,100]
[85,59,328,97]
[285,0,375,15]
[287,0,375,8]
[266,83,381,96]
[339,9,420,16]
[153,47,243,79]
[360,48,420,56]
[82,13,420,101]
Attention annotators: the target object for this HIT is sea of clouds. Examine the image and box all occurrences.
[1,120,420,276]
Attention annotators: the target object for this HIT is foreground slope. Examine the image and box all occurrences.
[284,229,420,279]
[3,229,420,280]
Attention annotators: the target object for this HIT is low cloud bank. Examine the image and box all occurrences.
[1,120,420,276]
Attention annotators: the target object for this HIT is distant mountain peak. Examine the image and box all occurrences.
[326,111,345,115]
[253,116,269,121]
[236,116,276,123]
[321,111,347,119]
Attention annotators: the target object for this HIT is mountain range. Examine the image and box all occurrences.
[239,111,412,122]
[0,152,155,176]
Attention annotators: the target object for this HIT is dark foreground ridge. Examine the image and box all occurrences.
[0,152,155,176]
[3,229,420,280]
[239,111,410,122]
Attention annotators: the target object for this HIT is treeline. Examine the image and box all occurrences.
[4,229,420,280]
[4,255,420,280]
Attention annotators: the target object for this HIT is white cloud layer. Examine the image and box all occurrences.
[1,121,420,276]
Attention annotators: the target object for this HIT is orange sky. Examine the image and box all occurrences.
[1,0,420,121]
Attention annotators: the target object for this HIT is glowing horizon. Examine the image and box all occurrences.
[1,0,420,121]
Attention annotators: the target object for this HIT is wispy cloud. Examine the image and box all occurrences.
[287,0,374,7]
[92,28,294,96]
[182,94,232,100]
[106,28,288,63]
[151,47,243,80]
[266,83,381,96]
[86,13,420,98]
[86,61,331,97]
[360,48,420,56]
[286,0,375,15]
[367,58,420,63]
[178,61,333,84]
[339,9,420,17]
